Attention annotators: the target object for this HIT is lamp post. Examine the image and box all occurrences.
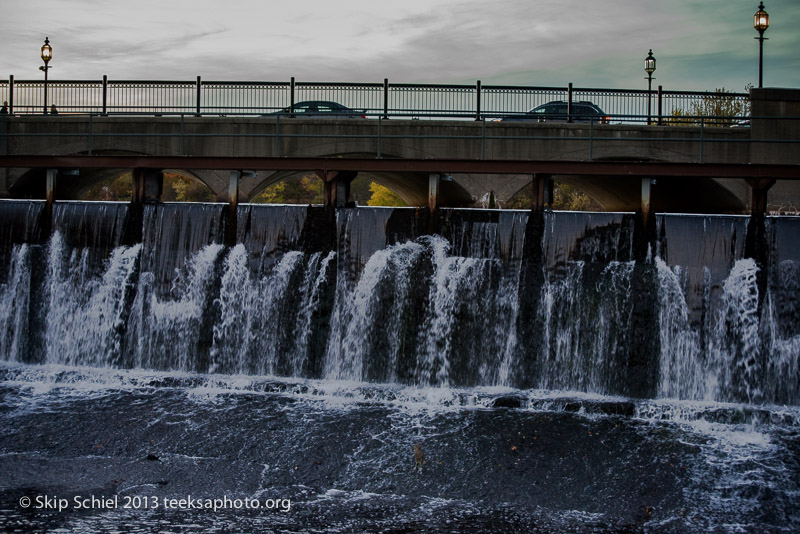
[39,37,52,114]
[754,2,769,88]
[644,49,656,124]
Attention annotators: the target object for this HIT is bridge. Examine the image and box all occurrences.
[1,80,799,214]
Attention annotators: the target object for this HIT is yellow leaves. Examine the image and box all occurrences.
[366,182,407,207]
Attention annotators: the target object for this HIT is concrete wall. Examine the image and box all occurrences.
[750,88,800,212]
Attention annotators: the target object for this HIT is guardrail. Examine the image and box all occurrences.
[1,76,748,123]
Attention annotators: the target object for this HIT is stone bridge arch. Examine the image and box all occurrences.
[244,152,474,207]
[8,149,225,201]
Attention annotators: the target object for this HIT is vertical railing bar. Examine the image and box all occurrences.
[8,75,14,115]
[102,75,107,115]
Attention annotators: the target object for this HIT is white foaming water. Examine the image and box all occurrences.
[656,256,800,406]
[656,258,706,400]
[1,209,798,407]
[416,236,493,387]
[41,233,142,367]
[0,244,31,361]
[129,243,224,370]
[325,240,425,382]
[291,250,336,374]
[537,260,636,394]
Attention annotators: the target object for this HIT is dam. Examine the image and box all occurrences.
[1,199,798,531]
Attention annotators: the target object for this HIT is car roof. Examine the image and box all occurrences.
[293,100,345,107]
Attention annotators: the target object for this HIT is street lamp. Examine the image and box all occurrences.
[754,2,769,88]
[644,49,656,124]
[39,37,53,114]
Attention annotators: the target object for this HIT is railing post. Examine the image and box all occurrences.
[102,75,108,115]
[383,78,389,119]
[8,75,14,115]
[567,82,573,123]
[475,80,482,121]
[290,77,295,111]
[196,76,201,116]
[657,85,663,125]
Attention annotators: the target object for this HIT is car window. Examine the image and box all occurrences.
[317,104,335,113]
[575,104,598,115]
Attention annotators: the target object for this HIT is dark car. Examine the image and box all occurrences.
[272,100,366,118]
[501,101,609,123]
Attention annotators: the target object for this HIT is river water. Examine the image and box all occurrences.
[0,200,798,532]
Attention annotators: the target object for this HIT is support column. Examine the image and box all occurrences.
[131,168,163,204]
[125,168,162,246]
[225,170,241,246]
[428,173,440,215]
[530,174,553,211]
[744,177,776,314]
[641,177,652,229]
[746,177,776,217]
[45,168,57,218]
[428,173,441,234]
[317,170,358,208]
[42,168,57,240]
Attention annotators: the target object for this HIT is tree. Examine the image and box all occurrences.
[83,174,132,201]
[666,86,751,127]
[252,175,324,204]
[506,181,600,211]
[162,173,215,202]
[367,182,407,207]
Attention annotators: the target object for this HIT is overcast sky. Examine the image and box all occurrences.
[2,0,798,92]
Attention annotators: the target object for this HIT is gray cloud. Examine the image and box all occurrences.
[3,0,798,91]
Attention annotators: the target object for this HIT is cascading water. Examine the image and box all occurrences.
[1,200,798,532]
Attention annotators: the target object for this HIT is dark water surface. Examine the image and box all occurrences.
[2,366,799,533]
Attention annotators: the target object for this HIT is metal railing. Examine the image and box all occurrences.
[1,76,749,123]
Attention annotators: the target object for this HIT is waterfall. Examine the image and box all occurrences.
[0,201,798,406]
[0,244,31,361]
